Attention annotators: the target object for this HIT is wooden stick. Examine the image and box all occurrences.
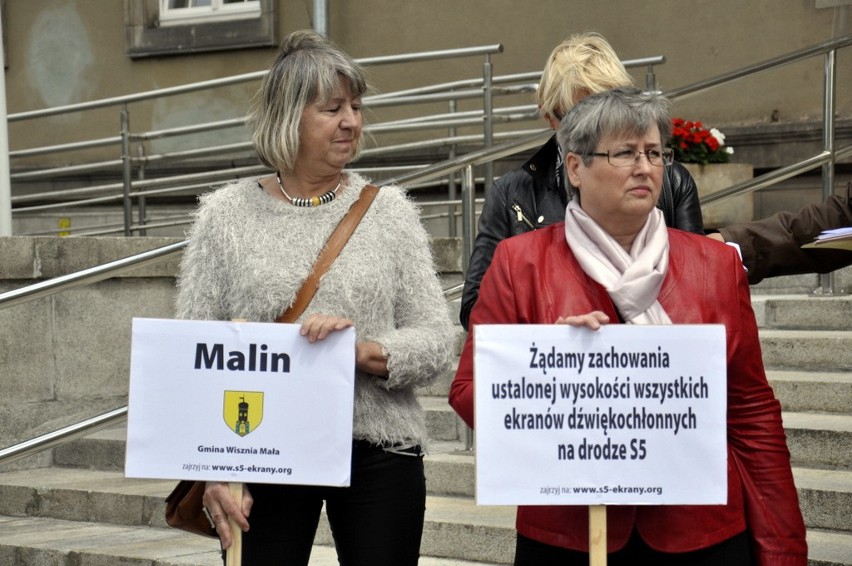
[225,482,243,566]
[226,319,247,565]
[589,505,607,566]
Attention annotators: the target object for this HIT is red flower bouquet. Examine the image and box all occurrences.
[668,118,733,165]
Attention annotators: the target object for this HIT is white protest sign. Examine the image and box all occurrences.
[474,324,726,506]
[126,318,355,487]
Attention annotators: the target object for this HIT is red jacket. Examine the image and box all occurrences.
[448,224,807,565]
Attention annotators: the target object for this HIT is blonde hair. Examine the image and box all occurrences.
[537,32,635,121]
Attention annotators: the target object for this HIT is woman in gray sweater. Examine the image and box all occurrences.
[176,30,453,566]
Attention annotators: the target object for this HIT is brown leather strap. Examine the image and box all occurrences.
[276,184,379,323]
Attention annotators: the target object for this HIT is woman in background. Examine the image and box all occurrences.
[459,32,704,330]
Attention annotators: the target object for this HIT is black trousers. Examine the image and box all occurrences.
[514,529,753,566]
[234,441,426,566]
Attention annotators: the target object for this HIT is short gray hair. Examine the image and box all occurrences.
[250,30,369,173]
[557,87,672,166]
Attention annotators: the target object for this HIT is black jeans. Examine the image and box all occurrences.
[514,529,753,566]
[234,441,426,566]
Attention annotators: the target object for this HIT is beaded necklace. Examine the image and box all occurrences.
[276,173,341,207]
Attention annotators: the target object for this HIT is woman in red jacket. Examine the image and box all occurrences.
[448,87,807,566]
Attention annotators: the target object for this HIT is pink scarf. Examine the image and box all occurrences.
[563,198,672,325]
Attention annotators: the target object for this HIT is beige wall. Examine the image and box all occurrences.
[4,1,851,167]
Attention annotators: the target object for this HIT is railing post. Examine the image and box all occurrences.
[645,64,660,94]
[136,145,147,237]
[0,5,11,237]
[818,49,839,295]
[448,97,458,237]
[461,164,476,451]
[120,106,133,236]
[482,54,494,195]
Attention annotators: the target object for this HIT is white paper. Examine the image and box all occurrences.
[126,318,355,486]
[474,324,727,506]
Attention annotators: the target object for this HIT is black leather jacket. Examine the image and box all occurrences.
[459,135,705,330]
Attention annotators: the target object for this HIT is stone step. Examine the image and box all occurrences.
[0,467,848,565]
[16,430,852,534]
[0,468,515,565]
[747,267,852,297]
[783,412,852,470]
[425,450,852,533]
[422,395,465,442]
[0,514,511,566]
[759,330,852,372]
[751,294,852,331]
[52,405,851,475]
[417,360,459,398]
[768,371,852,414]
[794,468,852,532]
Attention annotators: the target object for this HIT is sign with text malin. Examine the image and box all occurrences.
[474,324,726,506]
[126,318,355,487]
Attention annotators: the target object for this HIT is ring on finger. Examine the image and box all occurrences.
[202,506,217,530]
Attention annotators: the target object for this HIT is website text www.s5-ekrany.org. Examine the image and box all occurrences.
[182,462,292,476]
[541,484,663,496]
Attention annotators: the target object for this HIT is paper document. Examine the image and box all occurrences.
[802,227,852,251]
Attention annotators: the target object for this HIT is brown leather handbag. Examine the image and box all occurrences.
[164,185,379,537]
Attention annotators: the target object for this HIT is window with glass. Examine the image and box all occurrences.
[126,0,275,58]
[158,0,261,27]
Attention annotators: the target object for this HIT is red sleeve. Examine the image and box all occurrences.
[723,246,808,565]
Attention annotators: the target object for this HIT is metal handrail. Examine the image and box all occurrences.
[0,130,549,311]
[0,408,128,468]
[0,240,187,311]
[7,45,504,122]
[7,50,665,228]
[366,55,665,100]
[701,147,852,205]
[666,35,852,100]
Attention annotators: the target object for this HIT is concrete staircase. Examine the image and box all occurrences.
[0,273,850,565]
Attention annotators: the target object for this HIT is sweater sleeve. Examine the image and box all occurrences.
[174,194,232,321]
[372,189,455,390]
[722,246,808,565]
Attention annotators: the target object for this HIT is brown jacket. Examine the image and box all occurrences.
[718,182,852,284]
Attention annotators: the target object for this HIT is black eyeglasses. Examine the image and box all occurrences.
[587,148,674,167]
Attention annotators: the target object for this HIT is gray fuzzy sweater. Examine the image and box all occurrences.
[175,172,454,447]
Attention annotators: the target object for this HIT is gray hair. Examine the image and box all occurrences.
[250,30,369,173]
[557,87,672,167]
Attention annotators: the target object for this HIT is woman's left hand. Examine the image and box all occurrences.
[300,313,389,377]
[555,310,610,330]
[300,313,354,342]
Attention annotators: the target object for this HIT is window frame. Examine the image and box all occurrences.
[126,0,276,58]
[158,0,262,27]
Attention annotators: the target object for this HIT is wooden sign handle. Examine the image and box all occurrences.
[225,482,244,566]
[589,505,607,566]
[227,319,247,566]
